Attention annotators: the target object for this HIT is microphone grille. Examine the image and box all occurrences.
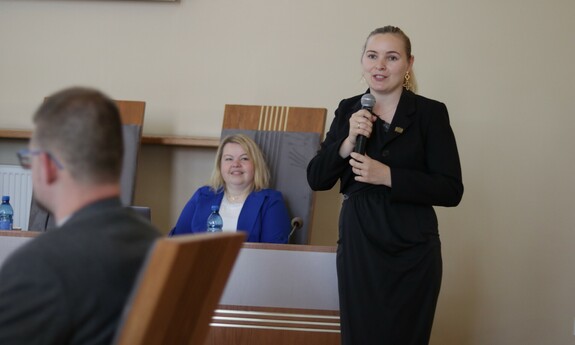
[291,217,303,228]
[361,93,376,108]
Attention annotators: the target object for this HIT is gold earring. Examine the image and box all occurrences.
[403,71,412,91]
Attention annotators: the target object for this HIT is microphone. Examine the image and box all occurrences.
[354,93,376,155]
[288,217,303,241]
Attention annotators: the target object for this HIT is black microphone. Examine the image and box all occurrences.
[354,94,376,154]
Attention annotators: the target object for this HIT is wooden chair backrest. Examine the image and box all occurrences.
[222,104,326,133]
[221,104,327,244]
[28,99,146,231]
[41,98,145,125]
[116,100,145,126]
[113,232,245,345]
[115,100,145,205]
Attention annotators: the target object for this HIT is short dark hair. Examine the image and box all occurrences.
[32,87,123,184]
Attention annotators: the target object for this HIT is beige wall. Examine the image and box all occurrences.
[1,0,575,344]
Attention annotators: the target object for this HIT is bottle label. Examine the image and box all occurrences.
[0,220,12,230]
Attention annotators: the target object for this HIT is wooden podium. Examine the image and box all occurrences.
[205,243,340,345]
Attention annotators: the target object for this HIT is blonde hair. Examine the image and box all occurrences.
[362,25,412,58]
[208,134,270,192]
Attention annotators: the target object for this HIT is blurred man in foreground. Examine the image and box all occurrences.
[0,87,160,345]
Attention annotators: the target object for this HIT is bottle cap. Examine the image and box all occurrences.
[2,196,9,202]
[211,205,219,212]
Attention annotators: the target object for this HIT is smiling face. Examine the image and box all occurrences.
[220,142,255,191]
[361,33,414,96]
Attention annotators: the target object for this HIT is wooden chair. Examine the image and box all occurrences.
[27,100,146,231]
[113,232,246,345]
[116,100,146,206]
[221,104,327,244]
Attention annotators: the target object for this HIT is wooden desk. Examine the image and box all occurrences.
[206,243,340,345]
[0,230,39,237]
[0,230,39,264]
[0,234,341,344]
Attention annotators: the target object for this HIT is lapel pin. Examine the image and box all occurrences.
[394,127,404,134]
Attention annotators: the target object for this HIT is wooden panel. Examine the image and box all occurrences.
[0,230,40,238]
[42,97,145,126]
[0,130,219,148]
[285,106,327,134]
[207,327,339,345]
[116,100,145,126]
[206,305,340,345]
[114,232,246,345]
[223,104,327,134]
[141,135,219,147]
[205,243,340,344]
[222,105,263,130]
[0,130,31,140]
[242,242,336,252]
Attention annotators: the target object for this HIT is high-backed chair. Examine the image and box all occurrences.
[221,104,326,244]
[27,100,146,231]
[116,101,146,206]
[113,232,246,345]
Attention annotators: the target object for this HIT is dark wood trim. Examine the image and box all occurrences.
[0,129,219,148]
[242,242,336,253]
[0,130,32,140]
[0,230,41,238]
[141,135,219,147]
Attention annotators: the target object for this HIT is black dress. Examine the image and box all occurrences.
[307,90,463,345]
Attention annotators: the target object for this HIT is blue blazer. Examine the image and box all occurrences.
[170,186,291,243]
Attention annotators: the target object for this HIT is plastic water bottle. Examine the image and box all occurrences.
[0,195,14,230]
[206,205,223,232]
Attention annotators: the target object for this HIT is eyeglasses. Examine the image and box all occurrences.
[17,149,63,170]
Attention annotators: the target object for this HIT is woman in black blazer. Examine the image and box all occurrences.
[307,26,463,345]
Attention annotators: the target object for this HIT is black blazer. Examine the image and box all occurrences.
[307,90,463,253]
[308,90,463,207]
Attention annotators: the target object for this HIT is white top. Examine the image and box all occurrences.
[219,197,243,232]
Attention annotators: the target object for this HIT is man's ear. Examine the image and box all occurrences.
[38,153,59,185]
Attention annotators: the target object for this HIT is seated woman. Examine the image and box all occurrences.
[170,134,291,243]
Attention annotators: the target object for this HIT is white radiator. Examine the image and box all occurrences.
[0,165,33,230]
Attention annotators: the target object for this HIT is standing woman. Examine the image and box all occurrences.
[307,26,463,344]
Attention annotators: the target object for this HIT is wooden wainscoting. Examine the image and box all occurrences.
[206,305,340,345]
